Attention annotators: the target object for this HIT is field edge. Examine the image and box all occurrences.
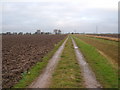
[72,35,118,88]
[13,36,67,88]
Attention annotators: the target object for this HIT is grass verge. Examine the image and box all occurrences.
[72,35,118,88]
[75,35,118,69]
[50,37,83,88]
[13,37,67,88]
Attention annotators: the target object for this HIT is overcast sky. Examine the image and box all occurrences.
[1,0,119,33]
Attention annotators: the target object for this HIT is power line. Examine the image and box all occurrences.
[96,25,98,34]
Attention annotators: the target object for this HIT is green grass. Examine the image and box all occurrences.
[50,37,83,88]
[75,35,118,69]
[13,37,67,88]
[72,35,118,88]
[77,35,118,46]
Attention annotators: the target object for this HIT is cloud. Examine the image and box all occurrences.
[1,0,118,33]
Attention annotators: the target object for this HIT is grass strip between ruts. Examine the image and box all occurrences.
[50,36,83,88]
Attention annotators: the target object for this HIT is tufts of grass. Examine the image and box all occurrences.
[50,37,83,88]
[75,35,118,69]
[72,36,118,88]
[13,37,67,88]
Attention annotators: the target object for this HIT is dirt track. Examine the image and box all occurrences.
[29,37,102,88]
[71,38,102,88]
[29,38,68,88]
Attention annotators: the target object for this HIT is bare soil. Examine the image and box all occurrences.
[2,34,66,88]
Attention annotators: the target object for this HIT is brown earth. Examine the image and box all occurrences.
[2,34,66,88]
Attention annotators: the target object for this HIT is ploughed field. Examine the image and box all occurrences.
[2,34,66,88]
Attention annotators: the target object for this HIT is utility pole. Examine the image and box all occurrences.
[96,25,98,34]
[74,30,76,34]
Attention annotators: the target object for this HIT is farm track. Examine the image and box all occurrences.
[29,38,68,88]
[3,35,116,88]
[29,36,102,88]
[71,37,102,88]
[49,37,82,88]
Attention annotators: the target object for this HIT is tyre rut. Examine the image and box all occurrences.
[29,38,68,88]
[71,37,102,88]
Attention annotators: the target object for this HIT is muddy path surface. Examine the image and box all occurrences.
[71,37,102,88]
[29,38,68,88]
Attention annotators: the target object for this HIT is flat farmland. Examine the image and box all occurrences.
[2,34,66,88]
[85,34,120,41]
[2,34,118,88]
[75,35,118,68]
[73,35,118,87]
[86,34,120,38]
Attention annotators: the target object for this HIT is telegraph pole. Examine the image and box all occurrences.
[74,30,76,34]
[96,25,98,34]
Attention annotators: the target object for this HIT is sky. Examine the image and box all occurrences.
[1,0,119,33]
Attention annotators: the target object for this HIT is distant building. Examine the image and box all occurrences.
[36,30,41,34]
[53,29,61,34]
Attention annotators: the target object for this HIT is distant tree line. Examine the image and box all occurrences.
[2,32,31,35]
[1,29,62,35]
